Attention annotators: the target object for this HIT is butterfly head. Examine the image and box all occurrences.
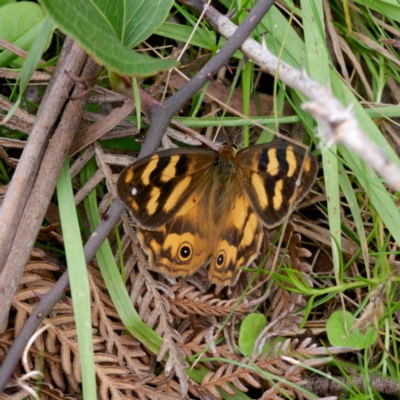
[221,141,238,151]
[217,142,238,162]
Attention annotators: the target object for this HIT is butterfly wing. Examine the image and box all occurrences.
[236,143,317,228]
[138,189,213,277]
[117,142,317,286]
[117,148,217,229]
[208,192,263,286]
[117,147,218,278]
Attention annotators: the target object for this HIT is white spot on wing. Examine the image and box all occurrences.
[131,187,138,196]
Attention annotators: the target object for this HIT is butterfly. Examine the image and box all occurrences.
[117,142,317,286]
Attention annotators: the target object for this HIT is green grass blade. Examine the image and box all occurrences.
[56,159,96,398]
[155,21,216,50]
[301,0,342,280]
[338,162,369,275]
[353,0,400,21]
[19,17,53,94]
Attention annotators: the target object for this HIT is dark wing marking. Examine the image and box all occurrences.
[236,143,317,228]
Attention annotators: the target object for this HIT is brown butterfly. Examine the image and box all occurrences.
[117,142,317,286]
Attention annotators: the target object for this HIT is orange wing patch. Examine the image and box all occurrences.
[209,195,263,286]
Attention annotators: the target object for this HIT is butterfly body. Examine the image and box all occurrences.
[117,142,317,286]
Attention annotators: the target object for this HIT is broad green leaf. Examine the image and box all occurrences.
[121,1,173,48]
[238,313,266,356]
[0,2,45,47]
[39,0,178,77]
[327,310,377,350]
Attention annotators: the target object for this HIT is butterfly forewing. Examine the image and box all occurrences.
[236,143,317,228]
[117,148,217,229]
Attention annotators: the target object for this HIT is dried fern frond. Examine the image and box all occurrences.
[3,258,163,399]
[168,284,252,319]
[201,363,261,399]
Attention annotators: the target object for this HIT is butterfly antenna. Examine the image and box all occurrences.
[210,117,229,144]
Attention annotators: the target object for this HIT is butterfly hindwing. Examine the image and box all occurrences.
[117,148,217,229]
[208,194,262,286]
[236,143,317,228]
[138,190,213,277]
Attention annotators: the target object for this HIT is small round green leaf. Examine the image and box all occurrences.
[326,310,377,350]
[238,313,266,356]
